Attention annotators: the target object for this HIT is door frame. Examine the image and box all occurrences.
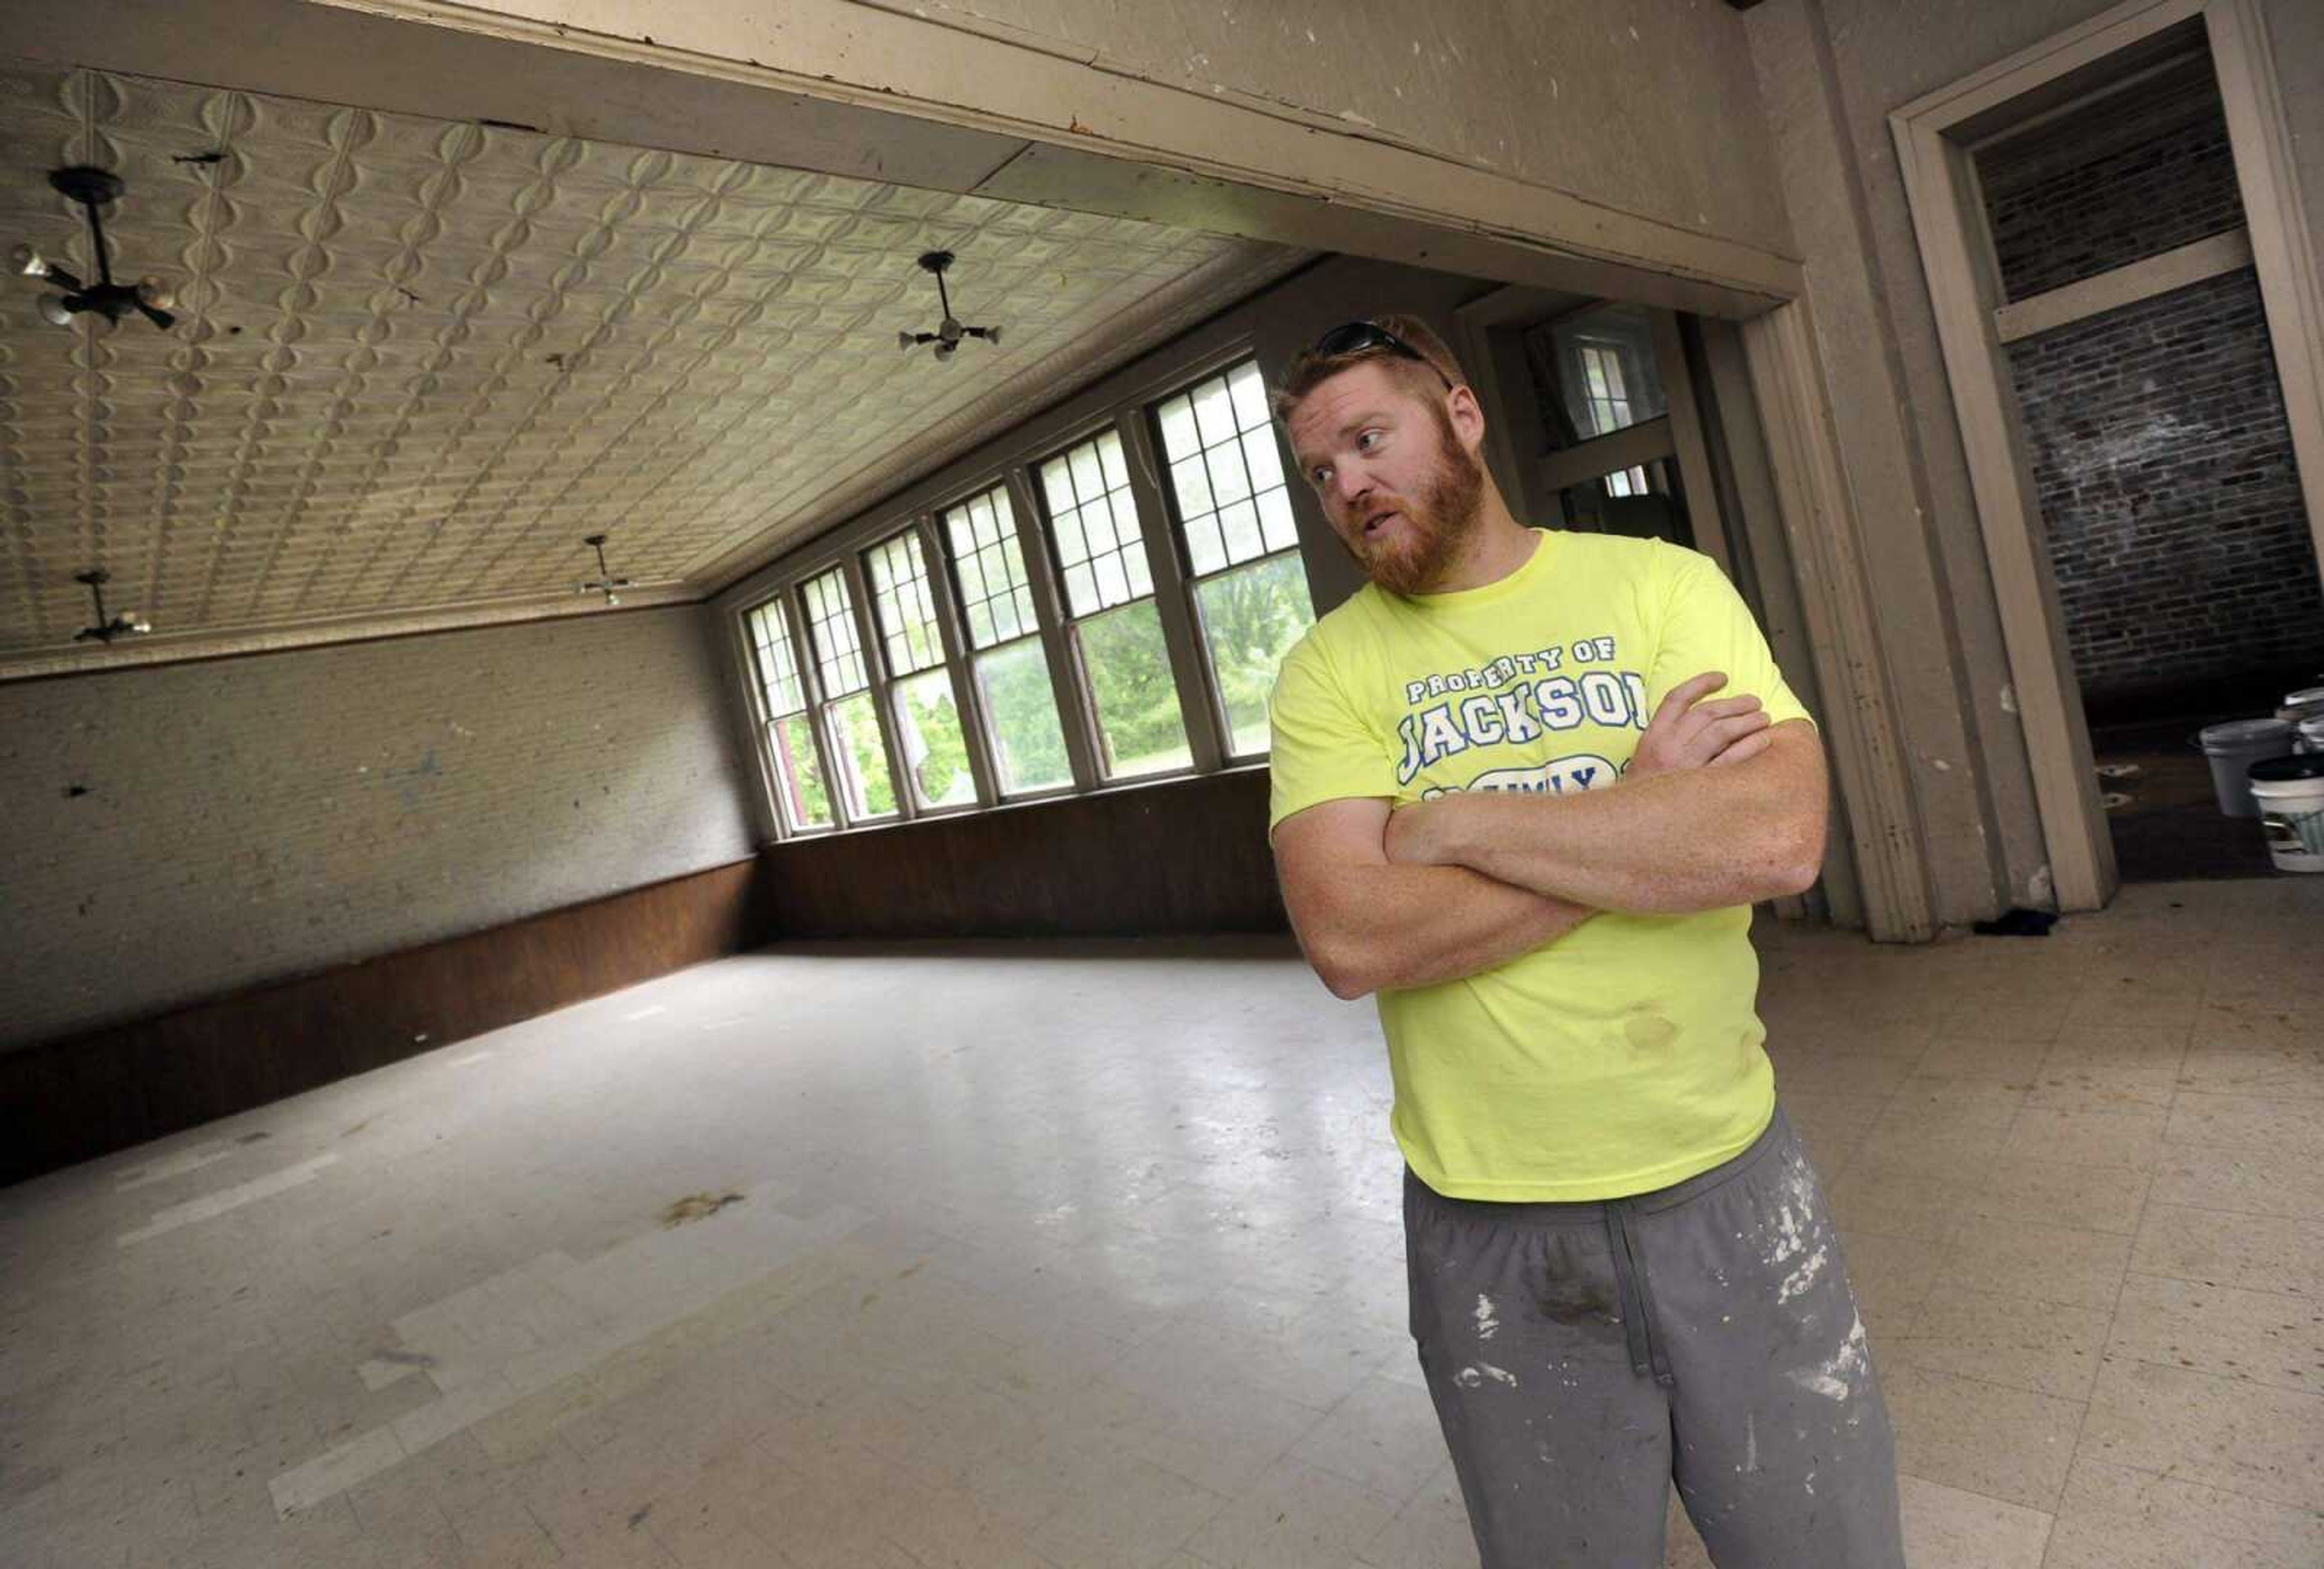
[1889,0,2324,910]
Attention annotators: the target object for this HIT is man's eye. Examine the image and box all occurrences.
[1356,430,1383,452]
[1311,466,1332,487]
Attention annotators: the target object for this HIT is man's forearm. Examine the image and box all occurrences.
[1394,743,1825,915]
[1294,861,1593,999]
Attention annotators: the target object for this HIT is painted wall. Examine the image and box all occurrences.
[1745,0,2324,912]
[0,605,755,1048]
[849,0,1797,262]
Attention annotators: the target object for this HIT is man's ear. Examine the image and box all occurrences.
[1445,383,1488,452]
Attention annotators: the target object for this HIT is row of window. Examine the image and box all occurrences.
[738,357,1318,834]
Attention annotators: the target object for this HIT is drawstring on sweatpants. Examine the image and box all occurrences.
[1604,1199,1676,1387]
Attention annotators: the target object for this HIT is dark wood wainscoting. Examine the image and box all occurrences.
[2,858,767,1187]
[762,768,1289,939]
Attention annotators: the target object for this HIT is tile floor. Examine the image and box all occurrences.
[4,878,2322,1568]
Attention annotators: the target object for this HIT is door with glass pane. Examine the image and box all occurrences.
[1460,294,1736,575]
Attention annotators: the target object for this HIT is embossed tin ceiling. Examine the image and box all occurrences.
[0,63,1299,668]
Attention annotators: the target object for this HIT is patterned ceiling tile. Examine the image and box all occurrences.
[0,61,1297,663]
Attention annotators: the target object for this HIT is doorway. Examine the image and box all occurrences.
[1892,0,2324,902]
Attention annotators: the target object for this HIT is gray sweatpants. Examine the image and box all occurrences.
[1403,1107,1905,1568]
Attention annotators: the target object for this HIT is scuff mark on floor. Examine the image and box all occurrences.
[660,1191,746,1228]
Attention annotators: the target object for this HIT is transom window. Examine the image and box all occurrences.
[946,487,1040,648]
[801,568,868,698]
[1040,430,1153,616]
[865,530,945,677]
[1155,361,1301,576]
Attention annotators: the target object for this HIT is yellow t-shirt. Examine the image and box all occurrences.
[1267,529,1813,1201]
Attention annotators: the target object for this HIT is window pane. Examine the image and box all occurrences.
[1192,379,1237,449]
[1974,47,2242,302]
[1094,553,1131,608]
[974,636,1073,795]
[1040,431,1149,616]
[1156,395,1200,462]
[1219,499,1264,562]
[893,669,976,809]
[1557,456,1693,548]
[1170,455,1214,518]
[1052,510,1089,568]
[1157,358,1295,577]
[803,568,868,696]
[1256,488,1298,554]
[1206,445,1252,507]
[1228,361,1270,431]
[1241,427,1284,493]
[825,691,897,818]
[770,714,831,829]
[746,600,806,716]
[942,485,1036,651]
[867,531,945,677]
[1194,551,1316,758]
[1075,600,1190,780]
[1523,303,1667,450]
[1186,518,1226,577]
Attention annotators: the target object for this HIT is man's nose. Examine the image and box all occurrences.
[1330,466,1373,512]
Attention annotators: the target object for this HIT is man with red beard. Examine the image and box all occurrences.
[1267,317,1903,1568]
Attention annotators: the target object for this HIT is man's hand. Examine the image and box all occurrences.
[1627,670,1773,780]
[1386,669,1773,865]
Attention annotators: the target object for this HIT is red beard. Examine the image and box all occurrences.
[1345,409,1487,595]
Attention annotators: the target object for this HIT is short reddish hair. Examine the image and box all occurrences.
[1271,314,1467,424]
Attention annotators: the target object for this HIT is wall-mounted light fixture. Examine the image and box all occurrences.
[73,568,151,643]
[11,167,177,332]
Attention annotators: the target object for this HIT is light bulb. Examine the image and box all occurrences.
[10,243,48,278]
[136,276,177,311]
[37,294,73,327]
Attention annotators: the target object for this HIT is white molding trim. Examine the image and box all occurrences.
[1739,300,1937,942]
[0,582,703,683]
[1993,227,2254,343]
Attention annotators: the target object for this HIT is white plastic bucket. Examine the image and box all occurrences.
[2300,716,2324,755]
[2248,755,2324,873]
[2199,718,2295,818]
[2282,685,2324,724]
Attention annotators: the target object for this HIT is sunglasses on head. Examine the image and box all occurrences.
[1310,320,1454,390]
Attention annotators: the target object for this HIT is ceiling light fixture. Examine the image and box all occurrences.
[896,250,1000,363]
[12,166,177,332]
[73,568,152,643]
[578,534,632,607]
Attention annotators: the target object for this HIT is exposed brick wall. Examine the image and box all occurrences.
[2009,268,2324,706]
[0,606,756,1050]
[1978,53,2245,300]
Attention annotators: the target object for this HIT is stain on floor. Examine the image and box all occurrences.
[660,1191,745,1228]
